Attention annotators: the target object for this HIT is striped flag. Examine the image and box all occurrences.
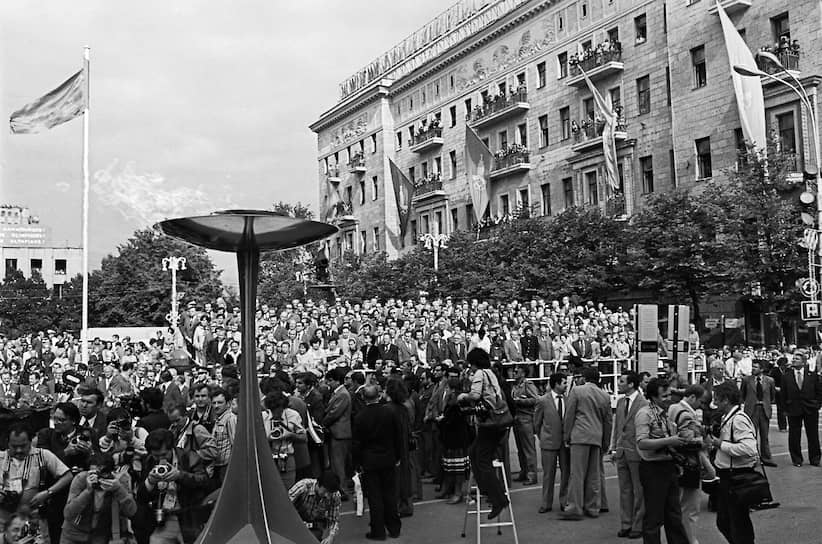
[716,0,766,149]
[576,44,619,192]
[465,125,491,222]
[10,68,87,134]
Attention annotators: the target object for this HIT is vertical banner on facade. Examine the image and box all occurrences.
[389,158,415,238]
[465,125,491,222]
[635,304,659,375]
[667,304,691,375]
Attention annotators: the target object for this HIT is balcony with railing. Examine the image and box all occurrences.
[410,124,444,153]
[756,40,801,80]
[327,165,342,184]
[467,88,530,129]
[567,45,624,87]
[489,145,531,180]
[331,201,356,225]
[571,118,628,153]
[412,173,446,204]
[348,152,367,174]
[605,194,627,220]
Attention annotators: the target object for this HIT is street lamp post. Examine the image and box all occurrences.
[420,232,448,272]
[162,256,187,328]
[734,59,822,301]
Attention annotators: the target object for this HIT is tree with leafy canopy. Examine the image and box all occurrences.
[88,228,225,327]
[0,271,85,336]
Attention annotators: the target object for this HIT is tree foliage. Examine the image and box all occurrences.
[89,229,225,327]
[0,271,83,336]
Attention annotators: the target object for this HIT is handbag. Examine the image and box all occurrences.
[726,411,772,507]
[476,370,513,431]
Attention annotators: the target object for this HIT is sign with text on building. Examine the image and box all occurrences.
[0,225,51,247]
[801,300,822,321]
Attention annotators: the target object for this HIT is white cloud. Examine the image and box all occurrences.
[92,160,240,227]
[55,181,71,192]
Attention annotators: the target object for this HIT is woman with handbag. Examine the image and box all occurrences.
[708,381,759,544]
[458,348,512,521]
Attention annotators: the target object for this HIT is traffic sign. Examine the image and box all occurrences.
[801,300,822,321]
[801,278,820,297]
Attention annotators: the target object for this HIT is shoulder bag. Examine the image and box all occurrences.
[476,370,513,431]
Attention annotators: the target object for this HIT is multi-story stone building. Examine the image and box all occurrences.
[311,0,816,263]
[0,205,82,289]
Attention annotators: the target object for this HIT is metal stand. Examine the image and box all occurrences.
[461,460,519,544]
[158,210,337,544]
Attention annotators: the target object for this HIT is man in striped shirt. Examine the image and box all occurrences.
[289,471,342,544]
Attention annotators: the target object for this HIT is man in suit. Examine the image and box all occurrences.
[537,323,556,362]
[361,335,381,369]
[510,365,539,484]
[377,333,399,365]
[396,329,417,365]
[534,372,570,513]
[782,351,822,466]
[76,385,108,445]
[561,366,612,520]
[740,360,778,466]
[97,363,132,403]
[609,372,647,538]
[160,370,185,415]
[569,330,596,369]
[426,330,448,364]
[447,332,467,364]
[0,371,21,409]
[520,326,539,362]
[353,385,403,540]
[224,339,242,366]
[323,367,353,499]
[206,327,230,366]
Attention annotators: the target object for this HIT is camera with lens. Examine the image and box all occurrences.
[0,490,21,512]
[153,464,170,477]
[268,427,285,441]
[273,452,288,472]
[71,429,93,447]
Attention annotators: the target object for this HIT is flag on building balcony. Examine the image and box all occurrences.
[465,125,491,222]
[576,51,620,192]
[9,68,87,134]
[716,0,766,149]
[389,158,415,238]
[324,178,342,222]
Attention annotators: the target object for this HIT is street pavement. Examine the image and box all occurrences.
[337,421,822,543]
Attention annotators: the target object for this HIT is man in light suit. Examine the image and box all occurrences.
[0,371,21,409]
[560,366,612,520]
[537,322,556,362]
[534,372,570,513]
[97,363,133,403]
[609,371,647,538]
[740,360,777,466]
[503,330,524,363]
[323,367,353,500]
[782,351,822,466]
[396,329,417,365]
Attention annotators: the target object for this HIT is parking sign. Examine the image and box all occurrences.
[801,301,822,321]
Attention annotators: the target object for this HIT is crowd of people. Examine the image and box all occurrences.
[0,294,817,544]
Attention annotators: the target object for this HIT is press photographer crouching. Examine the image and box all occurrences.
[458,348,512,521]
[60,452,137,543]
[0,423,74,541]
[288,471,342,544]
[135,429,211,544]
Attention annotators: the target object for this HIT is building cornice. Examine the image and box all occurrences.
[309,82,391,133]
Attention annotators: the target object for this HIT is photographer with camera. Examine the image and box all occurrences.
[0,513,35,544]
[263,390,307,490]
[288,471,342,544]
[99,407,146,471]
[168,405,218,479]
[0,423,74,541]
[60,453,137,544]
[135,429,210,544]
[34,403,92,544]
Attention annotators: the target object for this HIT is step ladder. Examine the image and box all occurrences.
[461,459,519,544]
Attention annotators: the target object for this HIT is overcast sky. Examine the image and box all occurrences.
[0,0,446,286]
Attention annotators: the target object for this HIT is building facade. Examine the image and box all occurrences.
[311,0,818,262]
[1,205,82,288]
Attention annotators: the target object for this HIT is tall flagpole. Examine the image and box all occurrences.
[81,46,90,364]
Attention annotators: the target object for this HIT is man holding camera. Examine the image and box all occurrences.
[136,429,211,544]
[0,423,74,539]
[289,471,342,544]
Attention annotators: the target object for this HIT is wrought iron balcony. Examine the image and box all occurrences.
[756,42,800,76]
[489,146,531,180]
[348,153,366,174]
[467,89,530,129]
[331,201,356,224]
[410,126,444,153]
[567,48,624,87]
[327,166,342,184]
[571,120,628,152]
[412,175,446,204]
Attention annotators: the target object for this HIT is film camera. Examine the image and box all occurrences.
[152,464,170,478]
[70,428,94,447]
[268,426,285,441]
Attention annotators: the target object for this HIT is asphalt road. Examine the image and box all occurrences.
[337,421,822,543]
